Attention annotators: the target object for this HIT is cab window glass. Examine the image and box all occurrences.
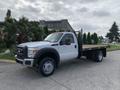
[61,34,74,44]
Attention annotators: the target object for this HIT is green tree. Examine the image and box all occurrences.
[43,26,49,38]
[94,33,99,44]
[91,33,99,44]
[98,36,104,43]
[4,9,17,48]
[30,26,44,41]
[106,22,119,42]
[83,33,87,44]
[5,9,11,21]
[16,18,46,43]
[87,32,92,44]
[16,17,31,43]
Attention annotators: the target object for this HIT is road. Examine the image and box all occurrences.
[0,51,120,90]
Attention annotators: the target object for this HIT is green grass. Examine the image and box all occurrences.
[0,54,15,60]
[0,47,16,60]
[107,44,120,51]
[0,48,7,53]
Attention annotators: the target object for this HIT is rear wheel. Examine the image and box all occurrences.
[39,57,55,76]
[93,51,103,62]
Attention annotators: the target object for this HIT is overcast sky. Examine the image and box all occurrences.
[0,0,120,36]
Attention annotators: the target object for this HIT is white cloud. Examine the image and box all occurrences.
[0,0,120,36]
[58,1,64,5]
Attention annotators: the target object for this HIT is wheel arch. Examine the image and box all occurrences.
[34,48,60,67]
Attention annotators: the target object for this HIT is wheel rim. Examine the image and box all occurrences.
[43,61,54,74]
[98,51,103,61]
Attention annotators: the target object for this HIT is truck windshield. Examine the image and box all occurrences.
[44,33,63,42]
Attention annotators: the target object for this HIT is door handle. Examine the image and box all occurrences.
[75,45,77,48]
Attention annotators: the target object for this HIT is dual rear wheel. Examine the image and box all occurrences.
[86,50,103,62]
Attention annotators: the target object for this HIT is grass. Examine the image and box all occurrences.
[0,54,15,60]
[107,44,120,51]
[0,47,16,60]
[0,48,7,53]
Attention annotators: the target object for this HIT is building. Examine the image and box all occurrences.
[39,19,74,32]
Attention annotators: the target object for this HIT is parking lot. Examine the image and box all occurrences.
[0,51,120,90]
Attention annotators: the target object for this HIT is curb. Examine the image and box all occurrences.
[0,59,16,64]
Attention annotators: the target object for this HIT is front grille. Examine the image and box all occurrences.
[17,46,28,59]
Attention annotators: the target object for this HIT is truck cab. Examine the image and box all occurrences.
[16,32,79,76]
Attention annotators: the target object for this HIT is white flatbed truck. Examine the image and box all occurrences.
[16,32,108,76]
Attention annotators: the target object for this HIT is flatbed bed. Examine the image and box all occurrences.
[83,45,108,51]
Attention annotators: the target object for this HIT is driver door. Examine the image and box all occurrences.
[58,34,78,61]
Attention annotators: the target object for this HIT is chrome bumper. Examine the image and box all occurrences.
[16,57,34,67]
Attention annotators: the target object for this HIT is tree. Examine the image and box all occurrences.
[98,36,104,43]
[91,33,99,44]
[83,33,87,44]
[4,9,17,48]
[16,17,31,43]
[43,26,49,38]
[30,26,44,41]
[87,32,92,44]
[5,9,11,21]
[106,22,119,42]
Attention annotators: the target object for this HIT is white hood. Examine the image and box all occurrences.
[18,41,53,48]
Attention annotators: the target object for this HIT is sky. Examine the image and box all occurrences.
[0,0,120,36]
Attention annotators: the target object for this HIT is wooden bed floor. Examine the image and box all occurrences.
[83,45,108,50]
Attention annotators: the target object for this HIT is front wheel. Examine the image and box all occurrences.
[39,57,55,76]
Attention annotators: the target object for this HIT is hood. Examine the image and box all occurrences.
[18,41,53,48]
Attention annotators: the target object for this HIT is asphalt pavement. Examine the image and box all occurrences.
[0,51,120,90]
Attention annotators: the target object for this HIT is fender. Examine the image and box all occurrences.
[33,48,60,67]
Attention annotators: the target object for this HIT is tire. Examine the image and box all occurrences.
[39,57,55,76]
[94,51,103,62]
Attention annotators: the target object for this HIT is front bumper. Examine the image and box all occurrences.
[16,57,34,67]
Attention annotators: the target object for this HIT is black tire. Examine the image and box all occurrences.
[39,57,55,76]
[93,51,103,62]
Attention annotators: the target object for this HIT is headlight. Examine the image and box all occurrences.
[28,48,39,58]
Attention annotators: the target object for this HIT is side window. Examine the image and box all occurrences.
[60,34,74,45]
